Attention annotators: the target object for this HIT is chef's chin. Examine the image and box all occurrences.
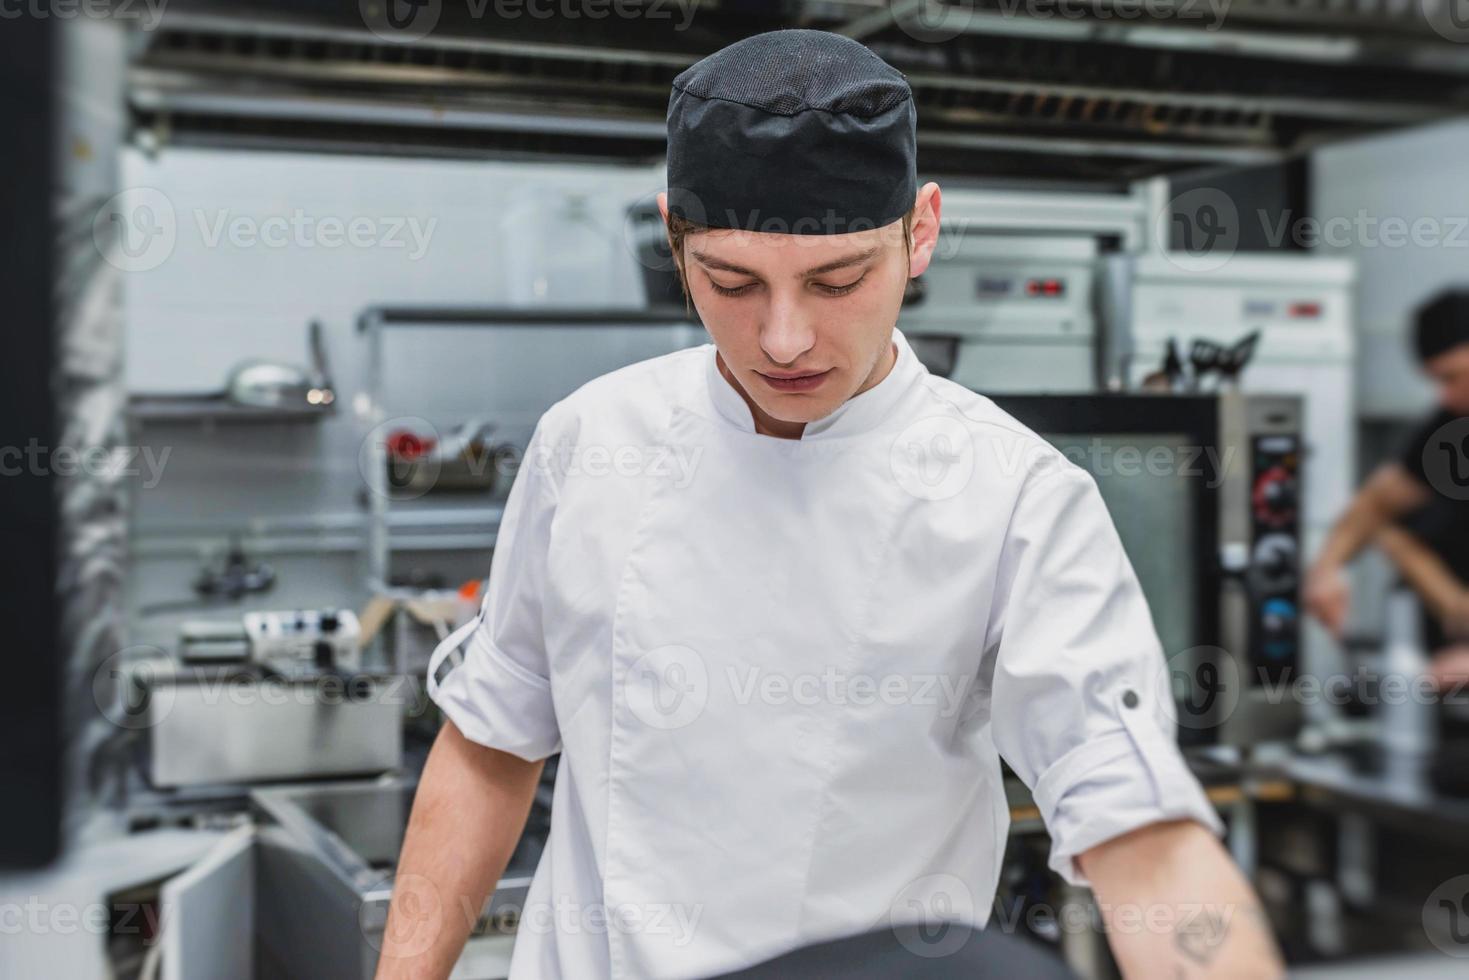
[749,386,849,424]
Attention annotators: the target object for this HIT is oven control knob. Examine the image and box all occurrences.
[1253,466,1298,527]
[1250,534,1298,593]
[1259,598,1299,661]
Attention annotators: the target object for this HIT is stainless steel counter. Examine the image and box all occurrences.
[250,777,543,979]
[1252,744,1469,841]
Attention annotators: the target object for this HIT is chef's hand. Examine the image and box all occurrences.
[1304,564,1351,639]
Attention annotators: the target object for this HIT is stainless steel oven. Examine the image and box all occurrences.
[988,391,1304,748]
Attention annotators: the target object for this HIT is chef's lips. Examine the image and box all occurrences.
[665,29,918,239]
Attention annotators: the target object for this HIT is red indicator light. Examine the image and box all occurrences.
[1288,302,1321,318]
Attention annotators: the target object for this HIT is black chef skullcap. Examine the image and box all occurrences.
[1415,289,1469,362]
[665,29,917,237]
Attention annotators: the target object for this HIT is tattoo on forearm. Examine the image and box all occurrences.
[1174,907,1231,965]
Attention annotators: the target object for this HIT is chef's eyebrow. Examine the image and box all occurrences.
[690,247,879,279]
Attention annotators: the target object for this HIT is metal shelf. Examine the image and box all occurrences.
[356,305,696,331]
[129,393,335,424]
[357,305,702,590]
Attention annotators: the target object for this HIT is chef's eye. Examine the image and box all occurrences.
[814,273,866,297]
[708,277,756,297]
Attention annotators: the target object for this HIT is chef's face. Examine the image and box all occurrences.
[659,184,941,433]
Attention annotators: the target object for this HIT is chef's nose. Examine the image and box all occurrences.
[758,294,817,366]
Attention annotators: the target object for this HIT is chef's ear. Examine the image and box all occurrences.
[907,182,942,279]
[657,191,669,224]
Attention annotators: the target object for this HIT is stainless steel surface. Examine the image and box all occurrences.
[1289,953,1469,979]
[178,619,249,663]
[358,308,703,593]
[1219,391,1306,748]
[1128,256,1357,733]
[147,671,405,787]
[161,825,255,980]
[898,234,1100,392]
[1285,747,1469,823]
[129,3,1469,181]
[243,607,363,676]
[226,359,312,409]
[833,0,1469,71]
[251,778,543,979]
[1095,253,1135,391]
[902,186,1153,392]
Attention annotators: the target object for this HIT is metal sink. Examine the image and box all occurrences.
[250,777,544,979]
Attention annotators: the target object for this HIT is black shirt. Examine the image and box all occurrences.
[1397,408,1469,648]
[1401,407,1463,489]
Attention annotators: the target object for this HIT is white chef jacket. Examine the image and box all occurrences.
[427,326,1224,980]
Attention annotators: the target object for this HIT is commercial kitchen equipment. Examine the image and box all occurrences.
[356,306,704,592]
[153,776,547,979]
[143,665,405,788]
[122,607,403,788]
[243,607,363,678]
[896,185,1155,394]
[989,391,1306,749]
[1124,256,1356,717]
[900,234,1100,392]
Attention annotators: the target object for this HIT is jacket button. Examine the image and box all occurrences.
[1122,689,1140,709]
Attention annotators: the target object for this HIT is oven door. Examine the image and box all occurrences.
[984,392,1225,746]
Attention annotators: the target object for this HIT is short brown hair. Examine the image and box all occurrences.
[665,209,916,316]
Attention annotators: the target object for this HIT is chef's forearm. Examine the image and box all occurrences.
[375,720,544,980]
[1376,523,1464,625]
[1077,819,1284,980]
[1313,464,1428,574]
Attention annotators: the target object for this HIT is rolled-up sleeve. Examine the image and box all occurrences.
[427,420,561,762]
[987,456,1224,887]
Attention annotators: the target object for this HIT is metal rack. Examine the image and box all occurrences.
[130,4,1469,182]
[355,305,702,592]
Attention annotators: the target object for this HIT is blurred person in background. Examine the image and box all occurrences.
[1306,290,1469,675]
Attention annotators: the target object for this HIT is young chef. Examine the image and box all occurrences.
[379,29,1283,980]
